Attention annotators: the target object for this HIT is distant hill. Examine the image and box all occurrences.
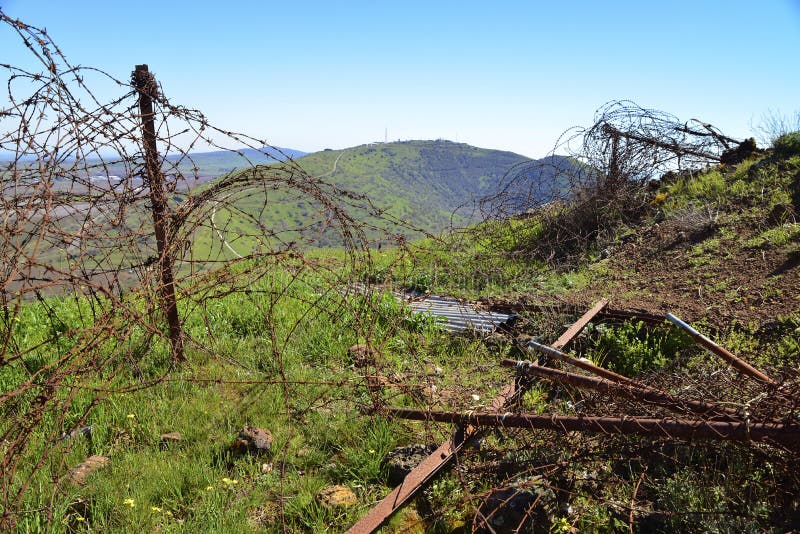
[287,140,540,232]
[166,146,308,177]
[0,145,308,181]
[192,140,578,252]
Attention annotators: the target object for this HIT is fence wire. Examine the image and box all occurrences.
[0,12,414,530]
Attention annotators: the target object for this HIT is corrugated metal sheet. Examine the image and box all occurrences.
[404,294,517,334]
[344,284,517,335]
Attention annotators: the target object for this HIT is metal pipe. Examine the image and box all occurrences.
[524,339,646,389]
[502,359,741,421]
[387,408,800,449]
[666,313,773,384]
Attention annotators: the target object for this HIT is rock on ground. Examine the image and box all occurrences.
[230,427,273,456]
[69,455,110,485]
[384,444,438,486]
[318,485,357,507]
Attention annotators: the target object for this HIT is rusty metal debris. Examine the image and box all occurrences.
[524,338,646,389]
[551,297,608,349]
[502,359,742,421]
[404,294,517,334]
[346,299,608,533]
[349,301,797,532]
[344,383,523,534]
[666,312,774,384]
[387,409,800,450]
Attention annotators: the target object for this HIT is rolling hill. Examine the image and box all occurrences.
[185,140,582,256]
[290,140,530,230]
[198,140,579,250]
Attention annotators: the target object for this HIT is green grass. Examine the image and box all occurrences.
[0,249,520,532]
[4,147,800,533]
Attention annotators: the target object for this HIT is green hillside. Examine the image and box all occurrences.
[291,140,530,230]
[193,140,553,256]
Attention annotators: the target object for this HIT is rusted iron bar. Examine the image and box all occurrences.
[666,313,773,384]
[387,408,800,449]
[347,301,605,533]
[480,300,665,326]
[551,298,608,350]
[132,64,184,363]
[524,339,647,390]
[502,359,742,421]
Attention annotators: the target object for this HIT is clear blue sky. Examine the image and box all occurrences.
[1,0,798,157]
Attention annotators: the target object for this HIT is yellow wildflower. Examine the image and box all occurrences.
[123,498,135,508]
[127,413,135,419]
[150,506,162,512]
[221,477,239,487]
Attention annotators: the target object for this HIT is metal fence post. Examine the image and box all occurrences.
[132,64,185,363]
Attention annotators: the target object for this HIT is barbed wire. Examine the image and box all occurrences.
[0,11,415,530]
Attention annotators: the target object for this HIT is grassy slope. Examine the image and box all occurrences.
[293,140,530,229]
[4,148,799,533]
[203,140,532,250]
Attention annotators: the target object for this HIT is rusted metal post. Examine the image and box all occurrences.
[502,359,742,421]
[387,408,800,449]
[132,64,184,363]
[666,313,773,384]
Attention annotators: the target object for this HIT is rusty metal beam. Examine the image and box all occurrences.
[551,298,608,350]
[345,383,523,534]
[387,408,800,449]
[666,313,774,384]
[502,359,742,421]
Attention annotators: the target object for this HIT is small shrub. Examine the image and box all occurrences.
[593,321,692,377]
[773,131,800,159]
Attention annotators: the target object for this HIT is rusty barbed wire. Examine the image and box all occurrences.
[0,11,417,530]
[466,100,759,266]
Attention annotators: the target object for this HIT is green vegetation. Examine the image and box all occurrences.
[3,140,800,533]
[773,131,800,159]
[202,140,531,246]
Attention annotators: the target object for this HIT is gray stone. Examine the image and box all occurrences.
[384,444,438,486]
[230,426,273,456]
